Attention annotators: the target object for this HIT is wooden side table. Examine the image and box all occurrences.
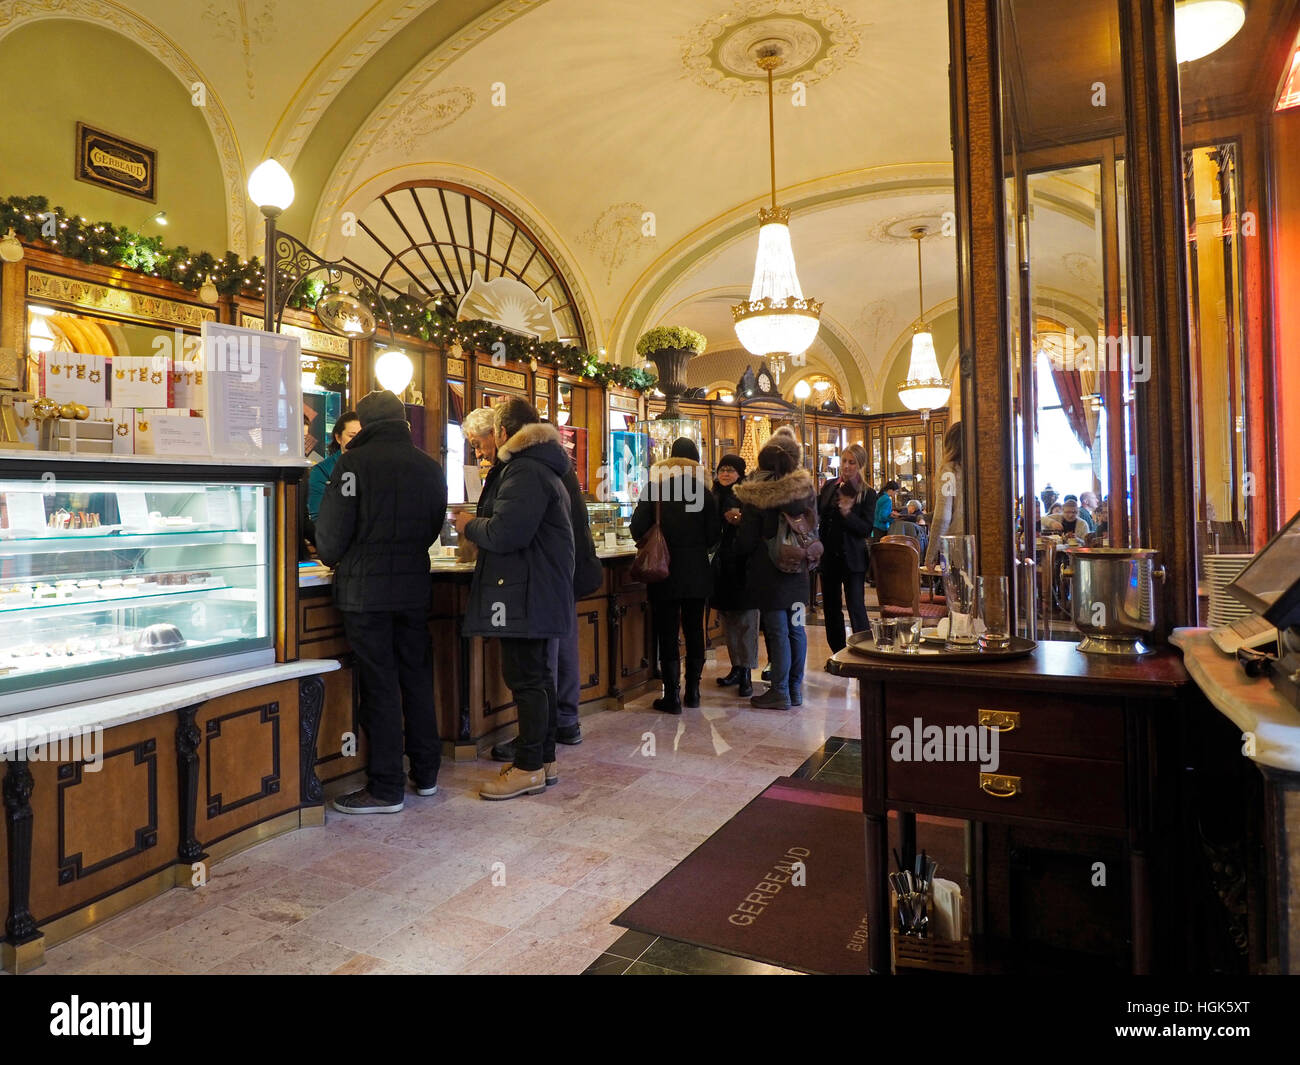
[830,641,1189,974]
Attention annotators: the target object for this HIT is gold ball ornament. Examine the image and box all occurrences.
[72,403,89,420]
[60,402,79,419]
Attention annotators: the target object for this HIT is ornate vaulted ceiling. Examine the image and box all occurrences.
[18,0,968,407]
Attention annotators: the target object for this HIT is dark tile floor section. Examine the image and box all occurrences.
[583,736,859,975]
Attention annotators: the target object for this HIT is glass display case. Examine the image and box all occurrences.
[586,501,634,548]
[0,472,274,714]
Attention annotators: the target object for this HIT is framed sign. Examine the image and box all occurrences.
[76,123,156,202]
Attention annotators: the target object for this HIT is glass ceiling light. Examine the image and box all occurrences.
[897,226,951,413]
[732,45,822,364]
[1174,0,1246,63]
[793,379,812,400]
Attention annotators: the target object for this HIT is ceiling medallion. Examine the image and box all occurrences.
[871,212,952,244]
[682,1,861,97]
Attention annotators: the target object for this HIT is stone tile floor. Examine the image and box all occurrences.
[34,625,861,976]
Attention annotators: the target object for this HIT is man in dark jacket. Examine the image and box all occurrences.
[711,454,759,697]
[315,390,447,813]
[629,438,719,713]
[454,398,574,799]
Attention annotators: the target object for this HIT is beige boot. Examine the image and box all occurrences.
[480,764,547,801]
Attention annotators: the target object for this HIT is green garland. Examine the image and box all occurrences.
[1,194,657,392]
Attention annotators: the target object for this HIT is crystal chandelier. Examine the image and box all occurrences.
[897,226,951,414]
[732,46,821,378]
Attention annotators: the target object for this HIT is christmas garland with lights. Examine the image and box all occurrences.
[1,194,657,391]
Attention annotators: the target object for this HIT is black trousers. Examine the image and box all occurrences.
[652,597,706,682]
[821,565,869,653]
[500,637,557,772]
[341,607,441,803]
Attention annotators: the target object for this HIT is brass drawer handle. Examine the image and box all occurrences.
[980,772,1022,798]
[978,709,1020,732]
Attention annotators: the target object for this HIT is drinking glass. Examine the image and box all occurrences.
[896,615,921,654]
[939,534,978,650]
[871,616,897,650]
[977,575,1012,651]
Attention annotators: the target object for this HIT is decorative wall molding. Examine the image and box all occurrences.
[29,271,218,328]
[0,0,248,253]
[202,0,275,100]
[311,0,550,248]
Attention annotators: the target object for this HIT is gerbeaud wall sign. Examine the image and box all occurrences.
[75,123,157,202]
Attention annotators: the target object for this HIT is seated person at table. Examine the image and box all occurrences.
[1042,497,1090,539]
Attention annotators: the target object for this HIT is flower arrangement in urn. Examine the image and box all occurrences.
[635,326,707,420]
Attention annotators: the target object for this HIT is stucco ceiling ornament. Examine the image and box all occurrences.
[386,86,476,152]
[681,0,861,97]
[203,0,274,99]
[578,202,653,286]
[1063,251,1100,284]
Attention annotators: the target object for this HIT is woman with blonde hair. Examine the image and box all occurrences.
[925,421,964,567]
[816,442,876,655]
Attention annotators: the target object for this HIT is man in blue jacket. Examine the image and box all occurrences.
[316,390,447,814]
[455,397,575,800]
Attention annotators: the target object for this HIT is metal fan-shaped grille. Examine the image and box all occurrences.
[342,181,585,346]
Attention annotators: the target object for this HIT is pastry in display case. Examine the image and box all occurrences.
[0,473,274,714]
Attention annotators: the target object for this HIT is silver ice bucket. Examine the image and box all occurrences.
[1061,547,1166,656]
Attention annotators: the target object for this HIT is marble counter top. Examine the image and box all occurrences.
[299,546,638,587]
[1171,627,1300,772]
[0,659,340,739]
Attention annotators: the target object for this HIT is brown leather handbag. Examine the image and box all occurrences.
[630,501,671,583]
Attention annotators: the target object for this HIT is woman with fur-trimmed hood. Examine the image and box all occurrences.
[629,438,719,714]
[734,433,817,711]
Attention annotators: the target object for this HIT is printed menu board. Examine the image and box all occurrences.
[201,322,302,461]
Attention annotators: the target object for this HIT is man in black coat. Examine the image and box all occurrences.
[455,398,575,800]
[316,390,447,814]
[490,454,602,762]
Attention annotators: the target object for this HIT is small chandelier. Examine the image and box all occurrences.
[897,226,950,415]
[732,44,822,374]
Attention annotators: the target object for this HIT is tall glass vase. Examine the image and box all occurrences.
[938,534,978,650]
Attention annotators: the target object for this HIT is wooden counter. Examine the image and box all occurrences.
[300,551,658,768]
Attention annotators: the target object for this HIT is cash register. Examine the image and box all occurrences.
[1221,508,1300,707]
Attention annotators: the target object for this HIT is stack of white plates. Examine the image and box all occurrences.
[1204,553,1255,627]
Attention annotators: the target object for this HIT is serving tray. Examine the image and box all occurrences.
[846,631,1037,662]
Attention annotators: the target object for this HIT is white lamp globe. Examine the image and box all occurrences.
[374,349,414,395]
[1174,0,1246,63]
[793,379,812,401]
[248,160,295,213]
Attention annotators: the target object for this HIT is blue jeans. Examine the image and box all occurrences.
[761,606,807,700]
[547,630,580,730]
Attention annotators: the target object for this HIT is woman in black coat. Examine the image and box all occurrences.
[817,442,875,655]
[734,436,818,711]
[629,437,719,714]
[711,454,759,697]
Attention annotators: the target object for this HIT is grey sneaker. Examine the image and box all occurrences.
[333,789,404,814]
[412,781,439,797]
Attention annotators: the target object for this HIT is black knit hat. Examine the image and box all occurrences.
[717,453,746,476]
[670,437,700,461]
[356,389,407,427]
